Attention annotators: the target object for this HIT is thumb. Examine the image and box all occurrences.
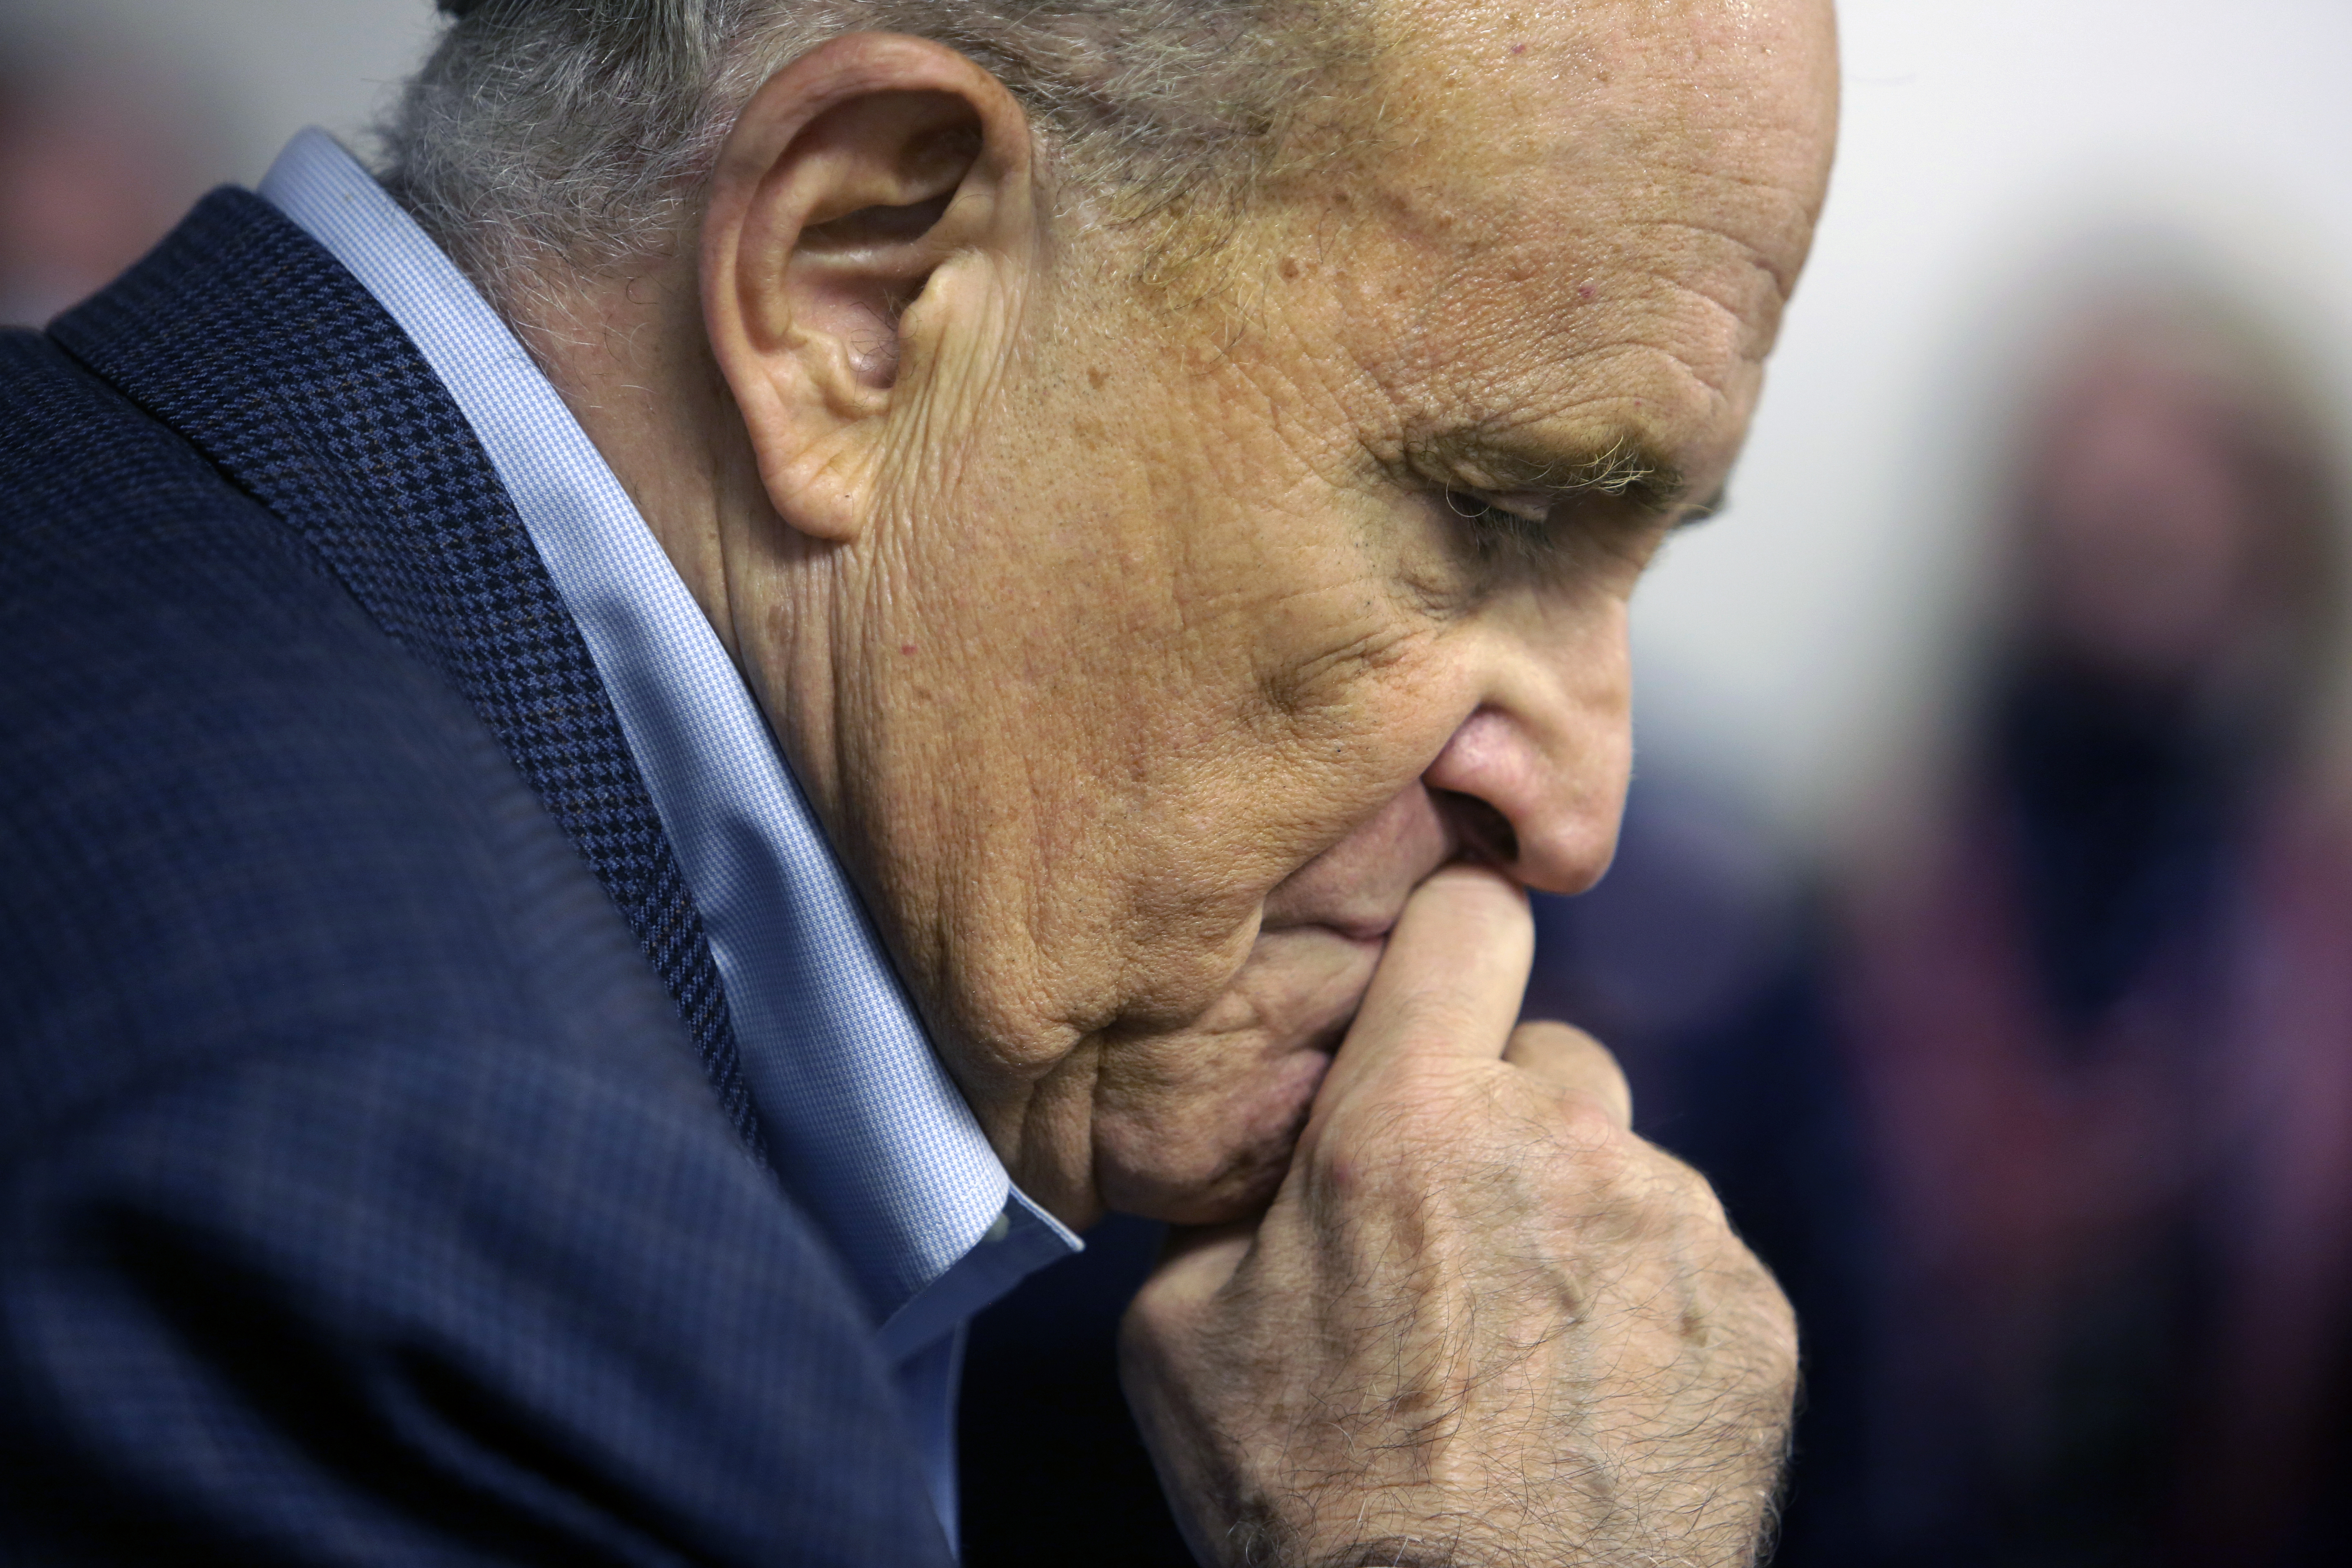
[1310,862,1533,1111]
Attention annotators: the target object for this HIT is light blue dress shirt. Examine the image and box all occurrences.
[258,129,1079,1549]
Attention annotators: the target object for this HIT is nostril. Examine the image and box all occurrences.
[1433,788,1519,869]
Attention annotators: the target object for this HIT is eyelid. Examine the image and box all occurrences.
[1443,489,1550,526]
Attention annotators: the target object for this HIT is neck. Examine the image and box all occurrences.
[515,256,744,654]
[513,260,852,826]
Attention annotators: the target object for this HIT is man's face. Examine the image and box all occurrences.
[817,0,1837,1225]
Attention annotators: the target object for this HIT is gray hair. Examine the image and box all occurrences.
[380,0,1357,297]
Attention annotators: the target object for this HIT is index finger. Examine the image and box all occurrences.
[1314,861,1534,1104]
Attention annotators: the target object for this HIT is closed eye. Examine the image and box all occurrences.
[1441,489,1552,557]
[1443,490,1547,523]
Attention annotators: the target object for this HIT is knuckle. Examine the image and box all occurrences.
[1506,1016,1589,1056]
[1665,1153,1729,1220]
[1629,1141,1731,1225]
[1321,1058,1487,1153]
[1533,1126,1745,1254]
[1311,1086,1474,1200]
[1553,1086,1630,1147]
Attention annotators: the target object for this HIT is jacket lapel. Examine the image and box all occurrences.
[51,189,765,1163]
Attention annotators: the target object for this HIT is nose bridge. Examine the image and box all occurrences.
[1421,609,1632,896]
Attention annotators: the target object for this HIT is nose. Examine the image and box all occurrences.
[1421,666,1630,898]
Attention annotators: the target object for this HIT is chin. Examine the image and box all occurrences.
[1094,1048,1332,1223]
[1089,925,1375,1225]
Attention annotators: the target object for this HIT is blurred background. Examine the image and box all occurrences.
[9,2,2349,1563]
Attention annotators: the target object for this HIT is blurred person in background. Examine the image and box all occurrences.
[0,25,224,325]
[1534,279,2352,1567]
[1835,287,2352,1566]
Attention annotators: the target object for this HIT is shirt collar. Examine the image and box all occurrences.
[257,129,1078,1330]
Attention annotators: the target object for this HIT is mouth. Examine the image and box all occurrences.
[1245,917,1395,1058]
[1087,790,1467,1221]
[1261,902,1404,948]
[1085,904,1424,1223]
[1305,914,1399,949]
[1251,780,1462,960]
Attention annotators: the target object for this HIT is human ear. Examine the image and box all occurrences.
[701,33,1038,543]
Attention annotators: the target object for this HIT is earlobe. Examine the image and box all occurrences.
[700,35,1036,544]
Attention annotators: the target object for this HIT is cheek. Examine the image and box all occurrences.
[1212,628,1467,881]
[1091,1048,1331,1221]
[1089,927,1376,1221]
[1090,622,1465,1037]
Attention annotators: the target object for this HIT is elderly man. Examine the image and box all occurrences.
[0,0,1835,1562]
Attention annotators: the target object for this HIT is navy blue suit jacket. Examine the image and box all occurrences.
[0,191,956,1565]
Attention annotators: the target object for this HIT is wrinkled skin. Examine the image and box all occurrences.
[530,0,1837,1559]
[1125,866,1802,1567]
[695,0,1828,1229]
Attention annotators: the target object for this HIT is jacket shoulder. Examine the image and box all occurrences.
[0,324,650,1144]
[0,330,951,1565]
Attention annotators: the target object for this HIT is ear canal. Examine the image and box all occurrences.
[782,104,984,392]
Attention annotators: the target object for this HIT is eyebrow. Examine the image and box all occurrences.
[1408,428,1695,517]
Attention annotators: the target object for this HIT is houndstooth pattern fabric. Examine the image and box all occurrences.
[0,315,953,1561]
[49,190,762,1160]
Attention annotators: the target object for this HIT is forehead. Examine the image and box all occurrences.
[1268,0,1837,490]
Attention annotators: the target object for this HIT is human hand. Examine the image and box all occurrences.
[1119,863,1795,1568]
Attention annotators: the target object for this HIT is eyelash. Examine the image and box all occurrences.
[1441,490,1549,553]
